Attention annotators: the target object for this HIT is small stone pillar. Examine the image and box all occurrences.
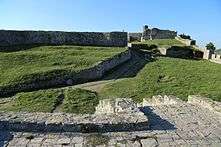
[216,54,221,60]
[203,49,212,60]
[211,54,216,60]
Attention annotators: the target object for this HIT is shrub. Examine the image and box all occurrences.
[206,42,216,52]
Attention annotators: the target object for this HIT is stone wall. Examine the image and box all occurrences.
[175,36,196,46]
[128,33,142,42]
[142,25,177,40]
[203,49,221,64]
[0,98,148,133]
[0,30,128,48]
[0,50,131,97]
[128,25,177,42]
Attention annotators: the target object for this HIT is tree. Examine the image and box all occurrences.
[206,42,216,52]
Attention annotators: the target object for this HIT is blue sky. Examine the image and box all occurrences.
[0,0,220,48]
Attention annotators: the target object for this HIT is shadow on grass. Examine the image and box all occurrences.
[102,49,156,80]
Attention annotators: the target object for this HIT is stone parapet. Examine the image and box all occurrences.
[0,98,148,133]
[0,30,128,49]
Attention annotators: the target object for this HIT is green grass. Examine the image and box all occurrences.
[61,88,99,114]
[133,39,185,47]
[0,45,126,87]
[0,88,100,113]
[0,89,62,112]
[99,57,221,102]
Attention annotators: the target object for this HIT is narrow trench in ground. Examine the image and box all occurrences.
[51,90,65,113]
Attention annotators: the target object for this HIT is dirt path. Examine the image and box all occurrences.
[73,51,149,92]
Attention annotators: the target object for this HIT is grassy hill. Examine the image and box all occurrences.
[0,41,221,114]
[100,57,221,102]
[0,88,99,114]
[0,45,126,87]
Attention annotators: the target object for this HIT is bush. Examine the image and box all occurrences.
[206,42,216,52]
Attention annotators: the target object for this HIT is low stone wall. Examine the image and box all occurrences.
[0,30,128,49]
[143,95,182,106]
[0,112,148,133]
[175,36,196,46]
[166,46,194,58]
[0,50,131,97]
[0,98,148,133]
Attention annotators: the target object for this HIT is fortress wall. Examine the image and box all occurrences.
[142,27,177,40]
[0,30,128,48]
[175,36,196,46]
[128,33,142,42]
[0,50,131,97]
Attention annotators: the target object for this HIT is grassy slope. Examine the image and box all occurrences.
[133,39,185,47]
[0,88,99,113]
[61,88,99,114]
[100,57,221,102]
[0,46,126,87]
[0,89,62,112]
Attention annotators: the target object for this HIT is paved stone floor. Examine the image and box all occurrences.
[1,102,221,147]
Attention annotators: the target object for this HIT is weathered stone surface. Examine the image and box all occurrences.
[142,25,177,40]
[0,30,128,48]
[188,95,221,113]
[143,95,182,106]
[95,98,140,114]
[175,36,196,46]
[0,99,148,133]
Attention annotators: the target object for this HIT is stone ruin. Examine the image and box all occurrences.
[142,25,177,41]
[95,98,140,114]
[128,25,177,42]
[203,49,221,62]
